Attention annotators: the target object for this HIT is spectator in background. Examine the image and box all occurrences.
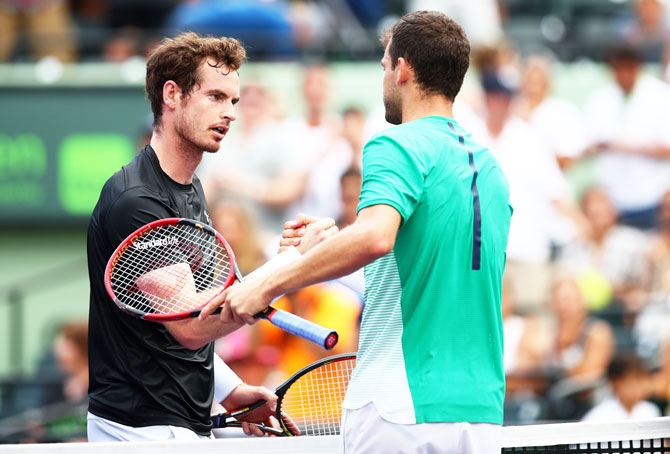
[0,0,77,62]
[558,187,651,315]
[209,197,266,276]
[199,83,306,241]
[3,321,90,443]
[286,64,355,221]
[651,340,670,415]
[258,283,362,381]
[344,0,389,29]
[89,0,178,61]
[634,190,670,362]
[341,106,367,169]
[335,167,365,297]
[646,190,670,306]
[406,0,504,49]
[136,113,154,151]
[582,353,661,421]
[617,0,670,63]
[462,66,587,312]
[53,321,89,403]
[583,43,670,230]
[502,280,552,394]
[208,197,281,390]
[337,167,362,230]
[515,55,588,170]
[164,0,296,59]
[107,0,177,36]
[102,27,142,62]
[545,275,615,382]
[214,327,278,390]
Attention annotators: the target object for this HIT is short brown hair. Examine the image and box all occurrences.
[145,32,247,127]
[382,11,470,101]
[58,321,88,359]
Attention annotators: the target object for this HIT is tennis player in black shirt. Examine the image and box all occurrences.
[86,32,334,441]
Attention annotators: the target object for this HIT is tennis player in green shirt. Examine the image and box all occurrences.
[202,10,512,453]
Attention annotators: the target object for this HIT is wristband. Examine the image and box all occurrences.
[213,353,242,403]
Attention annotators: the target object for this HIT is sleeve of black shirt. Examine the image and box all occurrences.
[103,187,175,250]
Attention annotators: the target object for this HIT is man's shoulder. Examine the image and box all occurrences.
[637,74,670,94]
[584,83,624,113]
[93,152,166,220]
[633,75,670,110]
[582,397,622,421]
[106,149,164,195]
[367,123,401,142]
[633,400,662,417]
[367,118,452,150]
[608,224,650,248]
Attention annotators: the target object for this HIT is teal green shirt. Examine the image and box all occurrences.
[341,116,512,425]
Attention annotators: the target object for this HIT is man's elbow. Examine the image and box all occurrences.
[168,329,207,350]
[364,232,395,260]
[177,336,207,351]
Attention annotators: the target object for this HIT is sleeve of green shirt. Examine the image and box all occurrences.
[357,132,426,222]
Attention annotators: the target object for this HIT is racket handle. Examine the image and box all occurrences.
[256,307,338,350]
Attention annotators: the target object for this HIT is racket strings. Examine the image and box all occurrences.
[280,358,356,436]
[110,224,232,315]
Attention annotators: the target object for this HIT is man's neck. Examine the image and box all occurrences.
[402,91,454,123]
[149,130,203,185]
[306,108,323,127]
[486,116,506,139]
[527,93,545,110]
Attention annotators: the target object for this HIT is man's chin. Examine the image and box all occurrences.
[385,112,401,125]
[383,101,402,125]
[202,141,222,153]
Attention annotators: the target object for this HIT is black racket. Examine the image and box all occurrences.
[104,217,338,350]
[211,353,357,436]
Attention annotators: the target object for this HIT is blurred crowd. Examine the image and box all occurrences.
[460,37,670,423]
[2,0,670,444]
[2,0,669,65]
[0,0,401,62]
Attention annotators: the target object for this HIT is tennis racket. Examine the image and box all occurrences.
[104,217,338,350]
[211,353,356,436]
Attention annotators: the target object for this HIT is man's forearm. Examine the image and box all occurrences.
[165,317,242,350]
[198,206,400,324]
[263,210,397,301]
[165,247,304,349]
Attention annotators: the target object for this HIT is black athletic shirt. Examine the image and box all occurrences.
[87,145,214,434]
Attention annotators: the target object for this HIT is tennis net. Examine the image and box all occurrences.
[0,417,668,453]
[502,417,670,453]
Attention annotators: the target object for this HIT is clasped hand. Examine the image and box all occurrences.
[199,214,335,324]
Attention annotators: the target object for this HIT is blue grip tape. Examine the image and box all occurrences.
[267,309,338,350]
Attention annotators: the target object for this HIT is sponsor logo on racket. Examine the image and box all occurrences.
[133,236,178,250]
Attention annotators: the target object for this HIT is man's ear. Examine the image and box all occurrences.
[163,80,181,110]
[395,57,411,86]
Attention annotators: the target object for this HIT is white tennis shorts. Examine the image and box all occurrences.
[87,412,212,442]
[341,402,501,454]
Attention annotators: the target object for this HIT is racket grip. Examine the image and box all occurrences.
[257,307,338,350]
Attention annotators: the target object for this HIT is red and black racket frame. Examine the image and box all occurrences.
[105,218,338,350]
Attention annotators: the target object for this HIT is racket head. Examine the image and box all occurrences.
[104,218,236,321]
[275,353,357,436]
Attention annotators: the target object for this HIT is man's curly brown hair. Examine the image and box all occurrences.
[145,32,247,127]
